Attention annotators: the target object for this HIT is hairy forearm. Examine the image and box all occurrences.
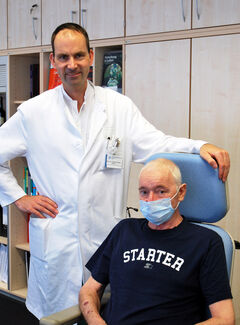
[79,290,106,325]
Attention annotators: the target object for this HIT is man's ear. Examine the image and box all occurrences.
[89,48,94,66]
[178,183,187,202]
[49,52,55,68]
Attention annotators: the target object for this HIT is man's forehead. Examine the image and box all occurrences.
[54,30,87,54]
[139,166,175,186]
[56,29,81,39]
[54,30,85,46]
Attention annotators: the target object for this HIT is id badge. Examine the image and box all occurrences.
[105,137,123,169]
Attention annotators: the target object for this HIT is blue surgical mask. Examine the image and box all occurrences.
[140,188,180,226]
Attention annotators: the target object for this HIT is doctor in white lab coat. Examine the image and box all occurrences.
[0,23,230,319]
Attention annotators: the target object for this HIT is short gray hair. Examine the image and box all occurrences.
[140,158,182,187]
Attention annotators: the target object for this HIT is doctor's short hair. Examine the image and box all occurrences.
[140,158,182,188]
[51,22,90,56]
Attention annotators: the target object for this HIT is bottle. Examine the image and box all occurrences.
[0,96,6,126]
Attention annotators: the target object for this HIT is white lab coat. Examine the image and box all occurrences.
[0,84,205,318]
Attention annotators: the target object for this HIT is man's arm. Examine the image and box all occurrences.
[195,299,235,325]
[127,101,230,182]
[0,110,58,218]
[79,276,107,325]
[200,143,230,182]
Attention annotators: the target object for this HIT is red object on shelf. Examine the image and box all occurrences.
[48,67,62,89]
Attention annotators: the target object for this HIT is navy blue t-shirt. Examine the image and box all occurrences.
[86,218,232,325]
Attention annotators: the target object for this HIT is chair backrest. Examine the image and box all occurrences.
[145,153,234,281]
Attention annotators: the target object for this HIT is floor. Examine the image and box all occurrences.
[0,293,39,325]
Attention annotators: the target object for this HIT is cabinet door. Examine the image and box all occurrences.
[80,0,124,40]
[8,0,41,48]
[125,40,190,137]
[0,0,7,50]
[125,39,190,213]
[126,0,191,36]
[191,34,240,239]
[191,35,240,316]
[192,0,240,28]
[42,0,80,46]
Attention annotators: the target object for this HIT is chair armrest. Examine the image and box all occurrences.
[39,304,81,325]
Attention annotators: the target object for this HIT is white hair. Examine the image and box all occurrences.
[140,158,182,187]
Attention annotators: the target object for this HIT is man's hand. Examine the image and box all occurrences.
[14,195,58,219]
[200,143,230,182]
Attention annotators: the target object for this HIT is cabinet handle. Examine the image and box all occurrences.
[80,0,87,27]
[30,3,38,14]
[196,0,200,20]
[71,10,77,23]
[30,3,38,40]
[181,0,186,22]
[81,9,87,28]
[32,17,38,40]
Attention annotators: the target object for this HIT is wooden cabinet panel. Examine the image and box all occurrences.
[0,0,7,50]
[81,0,124,40]
[126,0,191,36]
[8,0,41,49]
[42,0,80,46]
[191,34,240,238]
[191,34,240,319]
[192,0,240,28]
[125,39,190,213]
[125,40,190,137]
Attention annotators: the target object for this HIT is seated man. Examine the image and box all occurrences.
[79,158,235,325]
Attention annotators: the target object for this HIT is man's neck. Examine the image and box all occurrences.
[148,213,183,231]
[64,82,88,112]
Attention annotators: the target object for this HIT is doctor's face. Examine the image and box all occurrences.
[50,29,93,93]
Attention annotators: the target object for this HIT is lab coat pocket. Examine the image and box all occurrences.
[29,216,52,261]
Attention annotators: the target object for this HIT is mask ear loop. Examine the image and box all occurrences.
[170,185,182,210]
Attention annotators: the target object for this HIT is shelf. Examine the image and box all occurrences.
[13,100,25,105]
[0,236,7,245]
[0,281,8,291]
[10,287,27,299]
[15,242,30,252]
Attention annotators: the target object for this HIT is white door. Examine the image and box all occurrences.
[191,33,240,319]
[191,34,240,240]
[192,0,240,28]
[0,0,7,50]
[42,0,80,46]
[80,0,124,40]
[8,0,41,48]
[125,39,190,215]
[126,0,191,36]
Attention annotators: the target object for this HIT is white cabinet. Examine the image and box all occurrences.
[42,0,80,46]
[125,40,190,137]
[126,0,191,36]
[125,39,190,213]
[192,0,240,28]
[191,34,240,238]
[80,0,124,40]
[0,0,7,50]
[8,0,41,49]
[191,35,240,316]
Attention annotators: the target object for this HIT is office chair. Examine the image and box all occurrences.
[39,153,235,325]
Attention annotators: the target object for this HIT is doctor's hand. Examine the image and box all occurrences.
[200,143,230,182]
[14,195,58,219]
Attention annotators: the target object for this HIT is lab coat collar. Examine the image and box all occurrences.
[61,82,93,112]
